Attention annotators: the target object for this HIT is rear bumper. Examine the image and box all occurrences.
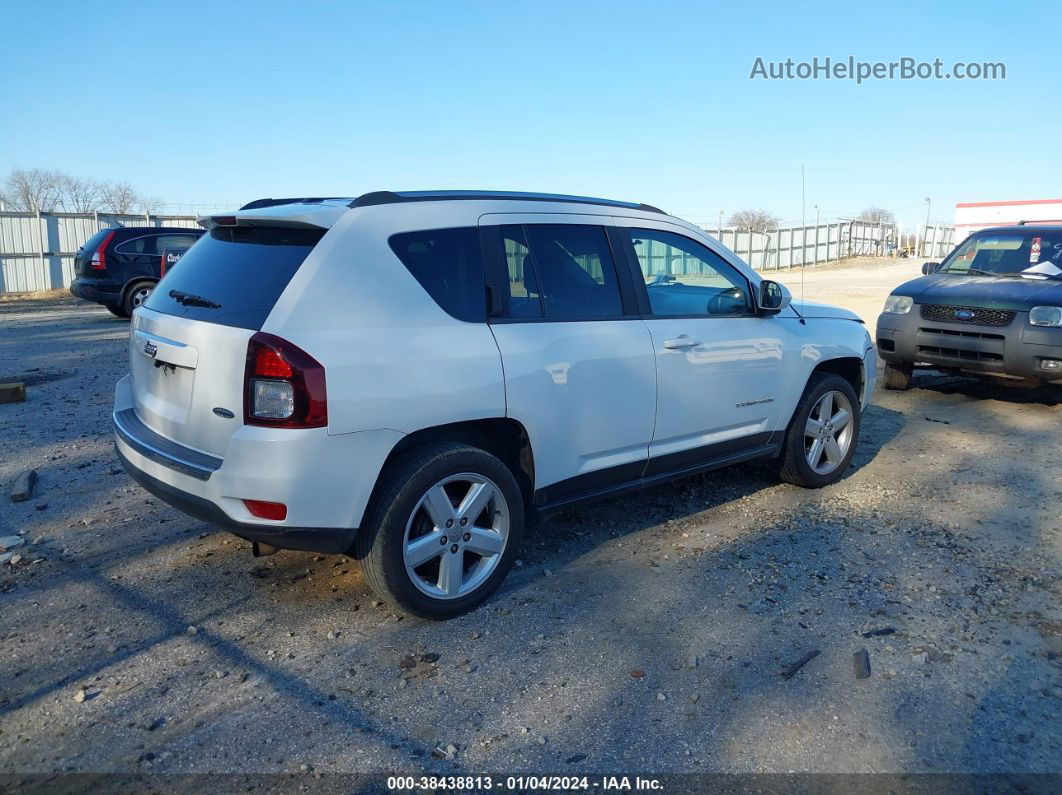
[70,277,122,305]
[113,374,403,553]
[116,445,356,554]
[876,307,1062,382]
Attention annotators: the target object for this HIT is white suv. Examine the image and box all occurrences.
[114,191,876,618]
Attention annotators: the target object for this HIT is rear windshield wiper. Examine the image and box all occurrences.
[169,289,222,309]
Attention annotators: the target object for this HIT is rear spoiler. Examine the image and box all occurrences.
[239,197,354,210]
[197,201,351,231]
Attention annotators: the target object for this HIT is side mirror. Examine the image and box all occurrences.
[921,261,940,275]
[757,280,791,315]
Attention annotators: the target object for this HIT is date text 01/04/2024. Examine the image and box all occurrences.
[385,775,663,790]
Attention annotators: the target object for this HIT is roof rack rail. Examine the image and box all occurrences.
[239,197,354,211]
[1017,219,1062,226]
[348,190,665,214]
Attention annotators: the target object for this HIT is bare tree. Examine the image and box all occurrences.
[0,168,164,215]
[59,174,104,212]
[857,207,896,225]
[99,181,142,214]
[137,194,165,215]
[1,168,64,212]
[727,208,780,232]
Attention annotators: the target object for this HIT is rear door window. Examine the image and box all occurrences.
[497,224,625,320]
[388,227,486,322]
[499,225,542,318]
[115,235,157,255]
[144,226,324,329]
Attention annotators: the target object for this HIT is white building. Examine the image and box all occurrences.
[955,198,1062,233]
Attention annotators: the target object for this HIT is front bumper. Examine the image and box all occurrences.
[876,306,1062,381]
[113,375,403,553]
[861,345,877,408]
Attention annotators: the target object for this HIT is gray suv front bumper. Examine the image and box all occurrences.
[876,304,1062,382]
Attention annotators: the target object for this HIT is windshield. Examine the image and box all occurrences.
[939,231,1062,277]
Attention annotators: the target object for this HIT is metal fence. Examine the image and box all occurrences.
[0,210,960,294]
[920,224,957,259]
[703,221,903,271]
[0,211,199,293]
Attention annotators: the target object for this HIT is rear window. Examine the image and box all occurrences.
[144,226,324,329]
[79,229,112,253]
[388,227,486,322]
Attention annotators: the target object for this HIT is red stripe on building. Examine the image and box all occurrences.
[955,198,1062,208]
[954,220,1062,227]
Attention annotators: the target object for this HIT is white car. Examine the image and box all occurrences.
[114,191,875,618]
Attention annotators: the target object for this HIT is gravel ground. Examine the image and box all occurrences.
[0,261,1060,782]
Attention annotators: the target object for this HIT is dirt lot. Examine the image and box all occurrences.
[0,260,1060,783]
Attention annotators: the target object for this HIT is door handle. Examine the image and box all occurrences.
[663,335,701,349]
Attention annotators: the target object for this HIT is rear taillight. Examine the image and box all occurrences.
[244,332,327,428]
[90,230,116,271]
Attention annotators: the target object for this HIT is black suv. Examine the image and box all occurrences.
[877,225,1062,389]
[70,226,203,318]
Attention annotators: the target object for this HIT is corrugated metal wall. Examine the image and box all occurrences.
[0,211,200,293]
[0,211,958,294]
[919,224,957,259]
[706,221,934,270]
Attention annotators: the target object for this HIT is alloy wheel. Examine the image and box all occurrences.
[402,473,509,599]
[804,390,854,475]
[131,285,153,308]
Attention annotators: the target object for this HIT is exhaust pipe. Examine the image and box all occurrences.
[252,541,279,557]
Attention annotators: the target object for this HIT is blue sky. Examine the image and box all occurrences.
[2,0,1059,228]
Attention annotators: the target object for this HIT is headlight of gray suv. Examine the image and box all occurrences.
[1029,306,1062,327]
[883,295,913,314]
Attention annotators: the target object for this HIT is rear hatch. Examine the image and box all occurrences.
[130,220,329,457]
[75,228,114,277]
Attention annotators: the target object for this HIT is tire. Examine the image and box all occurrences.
[883,361,913,390]
[123,280,155,316]
[777,372,861,488]
[105,304,130,318]
[354,442,524,619]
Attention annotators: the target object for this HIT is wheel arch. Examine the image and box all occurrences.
[810,355,864,400]
[122,277,158,304]
[372,418,535,512]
